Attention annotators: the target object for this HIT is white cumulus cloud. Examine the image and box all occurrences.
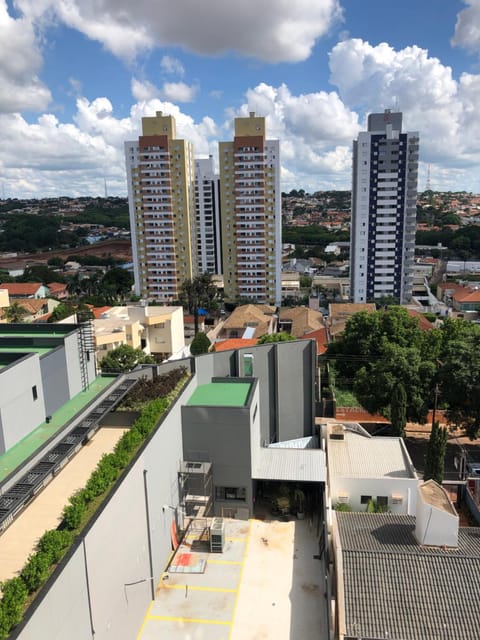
[328,38,480,175]
[162,82,198,103]
[0,0,51,113]
[160,55,185,76]
[452,0,480,54]
[15,0,342,62]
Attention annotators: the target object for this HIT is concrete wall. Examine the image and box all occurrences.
[64,331,96,396]
[0,354,45,454]
[17,545,92,640]
[13,374,197,640]
[40,346,70,416]
[194,340,316,445]
[181,382,258,517]
[329,476,419,515]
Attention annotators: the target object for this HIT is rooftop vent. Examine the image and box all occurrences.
[329,424,345,440]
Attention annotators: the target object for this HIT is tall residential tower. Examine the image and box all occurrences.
[194,156,222,275]
[125,112,196,302]
[219,112,281,305]
[350,110,419,303]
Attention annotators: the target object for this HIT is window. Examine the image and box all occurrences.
[32,385,38,401]
[360,495,371,504]
[215,486,246,501]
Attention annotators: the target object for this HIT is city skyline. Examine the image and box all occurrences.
[2,1,480,198]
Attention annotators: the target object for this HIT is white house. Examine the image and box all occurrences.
[325,423,419,515]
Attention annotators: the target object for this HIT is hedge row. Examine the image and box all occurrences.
[0,369,188,640]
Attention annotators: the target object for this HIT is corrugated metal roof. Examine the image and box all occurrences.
[252,447,326,482]
[328,429,415,479]
[336,512,480,640]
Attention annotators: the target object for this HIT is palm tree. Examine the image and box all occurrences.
[3,302,28,323]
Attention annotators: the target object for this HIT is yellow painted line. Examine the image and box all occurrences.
[228,519,252,640]
[148,615,230,626]
[162,584,237,593]
[135,600,154,640]
[208,559,242,565]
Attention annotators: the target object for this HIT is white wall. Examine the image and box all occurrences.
[0,354,45,454]
[330,476,419,515]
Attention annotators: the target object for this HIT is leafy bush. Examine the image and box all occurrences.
[37,530,73,563]
[63,491,87,530]
[190,332,211,355]
[118,368,186,410]
[0,578,28,639]
[20,552,51,593]
[0,366,188,638]
[333,502,352,512]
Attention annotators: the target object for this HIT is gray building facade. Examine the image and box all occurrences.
[350,110,419,304]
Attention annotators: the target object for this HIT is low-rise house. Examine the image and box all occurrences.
[47,282,69,300]
[0,282,49,299]
[327,302,376,340]
[332,481,479,640]
[217,304,277,340]
[326,423,418,514]
[93,305,185,363]
[278,306,325,337]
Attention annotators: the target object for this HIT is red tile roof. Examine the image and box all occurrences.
[406,309,434,331]
[214,338,258,352]
[300,327,328,354]
[92,306,112,319]
[0,282,43,295]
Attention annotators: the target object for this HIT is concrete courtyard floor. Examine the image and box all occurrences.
[137,517,329,640]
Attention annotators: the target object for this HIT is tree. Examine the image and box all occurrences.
[390,381,407,437]
[190,332,211,356]
[180,273,218,334]
[436,320,480,438]
[299,275,312,289]
[424,421,448,483]
[3,302,28,323]
[48,302,76,323]
[257,332,296,344]
[101,268,133,302]
[99,344,155,373]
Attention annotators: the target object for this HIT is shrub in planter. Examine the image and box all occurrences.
[20,552,51,593]
[0,577,28,638]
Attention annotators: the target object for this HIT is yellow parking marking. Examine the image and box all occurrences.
[228,519,252,640]
[148,615,230,625]
[162,584,237,593]
[135,601,154,640]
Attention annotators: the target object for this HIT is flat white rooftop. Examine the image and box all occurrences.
[328,425,416,479]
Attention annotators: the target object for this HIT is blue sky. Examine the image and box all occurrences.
[2,0,480,197]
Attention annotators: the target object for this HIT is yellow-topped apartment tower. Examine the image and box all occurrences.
[125,112,196,302]
[219,112,281,305]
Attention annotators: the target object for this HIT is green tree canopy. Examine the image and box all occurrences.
[3,302,29,323]
[257,332,296,344]
[190,332,211,356]
[180,273,219,334]
[99,345,155,373]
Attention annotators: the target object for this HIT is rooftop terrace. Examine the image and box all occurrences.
[0,375,115,483]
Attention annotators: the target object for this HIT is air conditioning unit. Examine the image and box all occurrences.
[210,518,225,553]
[337,493,349,504]
[391,494,403,504]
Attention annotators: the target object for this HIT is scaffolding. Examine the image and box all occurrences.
[178,461,213,517]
